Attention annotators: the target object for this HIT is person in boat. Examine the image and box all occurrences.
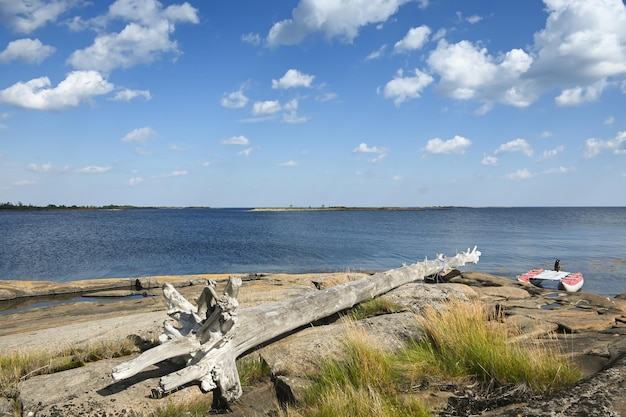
[554,259,560,272]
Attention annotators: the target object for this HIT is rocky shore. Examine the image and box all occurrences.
[1,270,625,417]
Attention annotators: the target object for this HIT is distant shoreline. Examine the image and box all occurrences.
[250,206,465,212]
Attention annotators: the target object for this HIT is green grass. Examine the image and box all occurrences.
[347,298,405,321]
[1,299,582,417]
[0,338,138,398]
[401,299,581,393]
[280,299,582,417]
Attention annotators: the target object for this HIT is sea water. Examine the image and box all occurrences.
[1,207,625,296]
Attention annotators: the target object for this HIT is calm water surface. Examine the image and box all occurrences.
[1,207,625,296]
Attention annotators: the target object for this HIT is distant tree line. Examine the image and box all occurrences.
[0,202,138,211]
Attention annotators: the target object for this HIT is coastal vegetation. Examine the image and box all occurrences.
[278,299,580,417]
[0,202,140,211]
[0,338,138,399]
[0,298,581,416]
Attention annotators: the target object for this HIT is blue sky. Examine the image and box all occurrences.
[0,0,625,207]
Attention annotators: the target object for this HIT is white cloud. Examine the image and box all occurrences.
[540,146,564,160]
[121,126,157,143]
[466,15,483,24]
[76,165,111,173]
[266,0,414,47]
[353,142,387,162]
[221,88,249,109]
[382,68,434,106]
[67,0,199,73]
[221,135,250,145]
[506,168,533,180]
[481,155,498,166]
[272,69,315,89]
[393,25,431,53]
[0,0,78,33]
[532,0,626,89]
[584,131,626,158]
[316,92,338,101]
[427,40,534,106]
[422,0,626,110]
[283,111,307,123]
[27,162,70,172]
[543,166,573,174]
[253,100,282,115]
[0,38,55,64]
[154,170,188,178]
[238,148,253,157]
[365,44,387,61]
[555,79,607,106]
[113,89,152,102]
[0,71,114,111]
[128,176,143,186]
[282,98,307,123]
[605,116,615,125]
[494,138,533,157]
[279,160,298,167]
[423,135,471,155]
[169,144,186,152]
[241,32,261,46]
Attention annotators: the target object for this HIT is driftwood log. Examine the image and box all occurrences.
[112,246,481,403]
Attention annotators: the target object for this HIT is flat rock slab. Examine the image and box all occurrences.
[506,307,620,333]
[19,357,205,417]
[258,311,424,377]
[0,311,166,354]
[380,282,478,312]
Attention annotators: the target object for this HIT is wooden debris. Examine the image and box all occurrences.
[112,246,481,403]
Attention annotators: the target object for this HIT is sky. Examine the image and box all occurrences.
[0,0,625,208]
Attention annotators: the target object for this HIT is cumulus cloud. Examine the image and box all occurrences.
[238,148,253,157]
[113,89,152,102]
[0,38,55,64]
[584,131,626,158]
[67,0,199,73]
[0,0,78,33]
[427,40,534,105]
[506,168,533,180]
[0,70,114,111]
[128,176,143,186]
[382,68,434,106]
[282,98,307,123]
[266,0,414,47]
[272,69,315,89]
[221,88,249,109]
[352,142,387,162]
[540,146,564,160]
[423,135,471,154]
[393,25,431,53]
[419,0,626,111]
[221,135,250,145]
[481,155,498,166]
[76,165,112,173]
[494,139,533,157]
[253,100,282,115]
[121,126,157,143]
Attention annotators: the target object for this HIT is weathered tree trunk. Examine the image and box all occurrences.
[112,246,481,402]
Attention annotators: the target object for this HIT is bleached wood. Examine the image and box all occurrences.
[112,247,480,403]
